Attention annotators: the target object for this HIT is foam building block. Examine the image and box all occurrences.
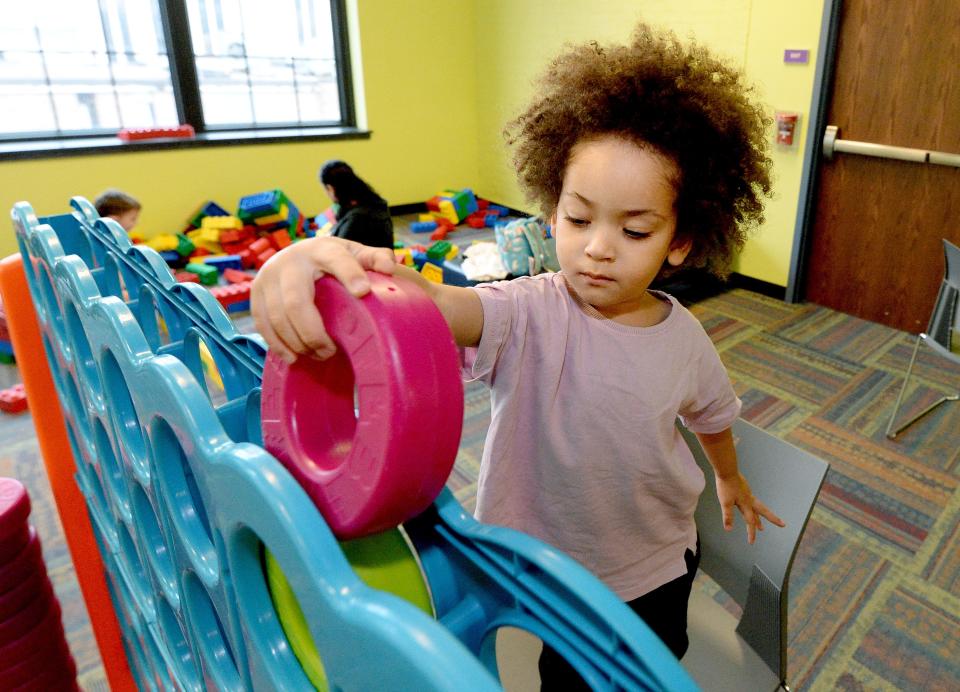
[237,189,303,240]
[410,221,438,234]
[223,268,254,284]
[201,215,243,231]
[203,255,243,272]
[0,383,27,413]
[186,201,231,230]
[183,262,219,286]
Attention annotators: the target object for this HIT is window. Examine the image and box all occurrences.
[0,0,353,142]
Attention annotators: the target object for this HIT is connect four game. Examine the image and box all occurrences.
[9,197,695,691]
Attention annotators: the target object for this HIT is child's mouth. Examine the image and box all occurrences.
[580,271,614,284]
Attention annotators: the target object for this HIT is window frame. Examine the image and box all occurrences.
[0,0,363,159]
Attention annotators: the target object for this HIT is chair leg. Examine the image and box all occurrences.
[886,335,958,439]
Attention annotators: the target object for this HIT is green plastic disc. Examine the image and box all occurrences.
[265,526,434,690]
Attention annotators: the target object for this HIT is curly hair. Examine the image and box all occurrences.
[505,24,772,277]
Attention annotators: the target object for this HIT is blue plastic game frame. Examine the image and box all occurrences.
[11,196,697,691]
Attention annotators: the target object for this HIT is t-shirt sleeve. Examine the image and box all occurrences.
[677,334,741,434]
[461,280,517,383]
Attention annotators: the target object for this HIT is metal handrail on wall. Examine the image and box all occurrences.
[823,125,960,167]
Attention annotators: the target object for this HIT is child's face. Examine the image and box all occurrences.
[551,135,690,322]
[112,208,140,232]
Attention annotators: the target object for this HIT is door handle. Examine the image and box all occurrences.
[822,125,960,167]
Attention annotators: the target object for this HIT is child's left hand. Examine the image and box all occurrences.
[715,473,785,544]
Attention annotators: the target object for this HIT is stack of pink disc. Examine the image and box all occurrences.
[0,478,79,691]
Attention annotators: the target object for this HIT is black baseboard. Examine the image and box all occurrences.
[728,273,786,300]
[491,203,534,217]
[652,269,728,305]
[389,202,428,215]
[654,269,786,305]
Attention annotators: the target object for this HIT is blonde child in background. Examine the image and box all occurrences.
[94,188,141,232]
[252,23,784,688]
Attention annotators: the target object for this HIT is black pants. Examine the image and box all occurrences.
[538,543,700,691]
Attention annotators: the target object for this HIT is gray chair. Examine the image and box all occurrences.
[679,419,828,692]
[886,238,960,438]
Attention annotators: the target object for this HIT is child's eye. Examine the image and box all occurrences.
[624,229,652,239]
[564,215,589,227]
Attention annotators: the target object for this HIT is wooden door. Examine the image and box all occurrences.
[804,0,960,332]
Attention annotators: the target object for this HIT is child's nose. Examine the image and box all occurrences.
[584,226,616,260]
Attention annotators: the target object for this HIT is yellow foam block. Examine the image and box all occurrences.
[445,244,459,261]
[394,248,414,267]
[186,228,221,250]
[145,233,179,252]
[201,215,243,230]
[254,203,289,226]
[435,200,459,224]
[421,262,443,284]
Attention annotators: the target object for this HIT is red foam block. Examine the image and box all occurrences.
[0,384,27,414]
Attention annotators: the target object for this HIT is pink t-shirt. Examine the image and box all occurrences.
[463,272,741,600]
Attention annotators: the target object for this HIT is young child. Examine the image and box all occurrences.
[252,23,783,685]
[94,188,141,232]
[318,160,394,249]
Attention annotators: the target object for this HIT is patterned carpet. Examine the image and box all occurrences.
[2,288,958,690]
[692,293,960,691]
[449,290,960,691]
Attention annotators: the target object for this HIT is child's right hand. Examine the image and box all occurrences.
[251,236,396,364]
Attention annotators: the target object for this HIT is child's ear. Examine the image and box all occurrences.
[549,209,558,228]
[667,235,693,267]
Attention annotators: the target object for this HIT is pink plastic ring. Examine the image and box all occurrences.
[260,272,464,539]
[0,478,30,541]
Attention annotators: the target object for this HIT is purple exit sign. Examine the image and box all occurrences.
[784,49,810,64]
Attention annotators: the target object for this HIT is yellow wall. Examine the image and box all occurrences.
[1,0,825,287]
[0,0,480,258]
[737,2,825,284]
[472,0,826,287]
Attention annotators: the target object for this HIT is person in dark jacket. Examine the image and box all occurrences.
[319,160,394,248]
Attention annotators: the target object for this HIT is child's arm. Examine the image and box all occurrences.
[694,428,786,544]
[251,236,483,364]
